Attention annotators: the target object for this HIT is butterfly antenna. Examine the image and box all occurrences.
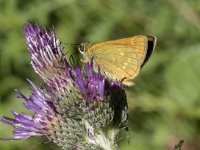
[62,42,68,46]
[71,43,80,46]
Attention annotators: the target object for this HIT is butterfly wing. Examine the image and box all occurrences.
[141,36,157,67]
[93,45,140,81]
[88,35,148,85]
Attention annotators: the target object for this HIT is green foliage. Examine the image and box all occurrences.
[0,0,200,149]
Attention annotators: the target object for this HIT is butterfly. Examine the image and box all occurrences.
[78,35,157,86]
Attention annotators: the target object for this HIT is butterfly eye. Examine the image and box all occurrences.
[78,44,85,52]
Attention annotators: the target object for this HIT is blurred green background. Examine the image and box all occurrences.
[0,0,200,149]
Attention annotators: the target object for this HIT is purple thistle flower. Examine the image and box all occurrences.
[0,81,58,141]
[24,22,70,84]
[0,22,128,150]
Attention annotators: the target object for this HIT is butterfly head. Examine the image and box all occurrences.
[78,42,94,53]
[78,43,86,54]
[78,42,94,62]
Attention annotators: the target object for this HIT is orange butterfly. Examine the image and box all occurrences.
[79,35,157,86]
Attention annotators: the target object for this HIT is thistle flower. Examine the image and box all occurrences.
[0,22,128,150]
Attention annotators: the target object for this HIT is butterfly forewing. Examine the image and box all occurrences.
[93,45,139,79]
[90,36,148,64]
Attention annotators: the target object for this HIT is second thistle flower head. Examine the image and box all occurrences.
[0,22,128,150]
